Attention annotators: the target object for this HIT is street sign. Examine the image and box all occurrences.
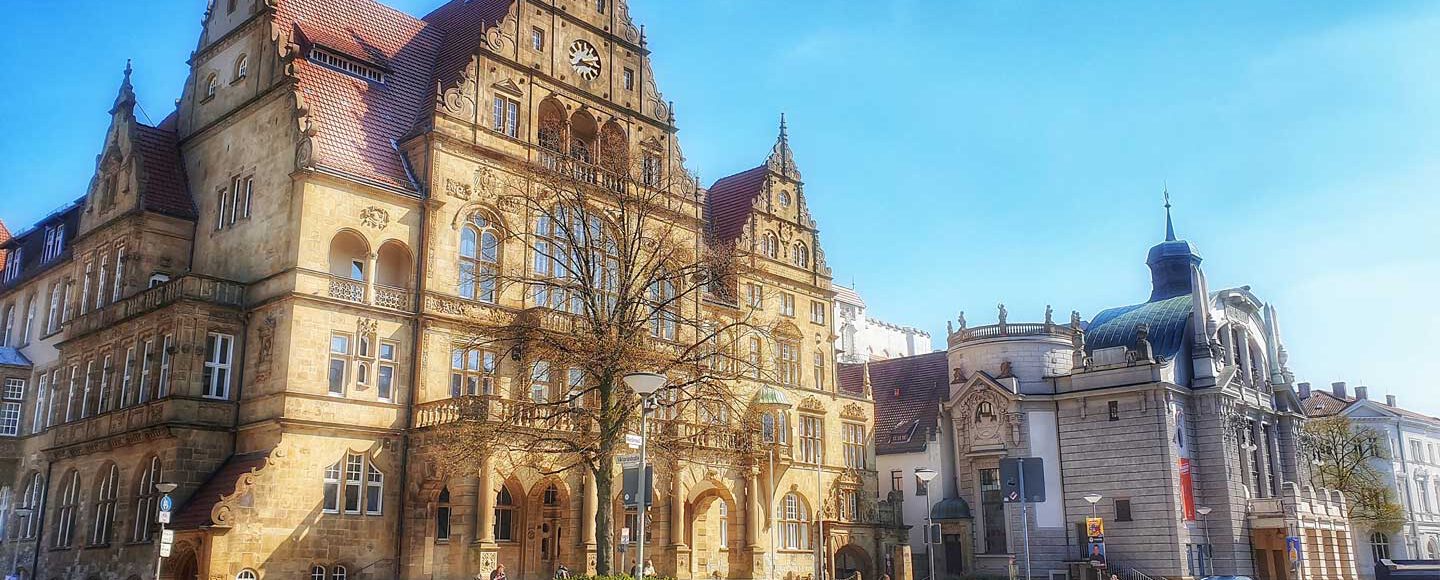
[999,458,1045,503]
[618,454,641,468]
[161,529,175,545]
[159,543,172,558]
[622,465,654,507]
[159,494,174,513]
[625,433,643,449]
[620,527,631,551]
[158,511,171,524]
[926,523,941,544]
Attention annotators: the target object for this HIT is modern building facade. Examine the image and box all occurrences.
[833,285,932,365]
[1303,382,1440,575]
[0,1,910,579]
[865,208,1361,580]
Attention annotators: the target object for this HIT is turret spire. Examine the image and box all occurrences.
[1164,183,1176,242]
[766,113,801,180]
[111,59,136,116]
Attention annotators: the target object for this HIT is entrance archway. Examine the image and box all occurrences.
[525,479,571,579]
[833,544,872,580]
[160,548,199,580]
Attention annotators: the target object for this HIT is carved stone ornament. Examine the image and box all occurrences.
[442,56,478,119]
[445,178,473,200]
[360,206,389,230]
[484,3,519,51]
[358,318,378,337]
[798,396,826,413]
[840,402,866,421]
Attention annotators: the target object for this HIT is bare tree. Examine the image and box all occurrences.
[1300,415,1405,533]
[428,116,780,574]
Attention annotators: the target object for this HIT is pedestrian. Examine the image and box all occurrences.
[491,564,508,580]
[555,564,572,580]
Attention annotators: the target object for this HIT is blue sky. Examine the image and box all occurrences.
[1,1,1437,412]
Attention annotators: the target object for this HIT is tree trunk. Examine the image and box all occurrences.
[594,451,616,575]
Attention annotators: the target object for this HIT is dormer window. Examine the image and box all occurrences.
[42,224,65,263]
[308,48,386,83]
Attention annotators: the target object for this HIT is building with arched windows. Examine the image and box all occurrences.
[0,1,910,579]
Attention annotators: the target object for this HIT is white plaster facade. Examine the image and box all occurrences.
[1338,391,1440,575]
[834,284,933,364]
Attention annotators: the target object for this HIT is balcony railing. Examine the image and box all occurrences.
[325,275,415,312]
[949,322,1078,345]
[538,149,628,193]
[67,274,244,338]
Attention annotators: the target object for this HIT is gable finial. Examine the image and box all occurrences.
[112,58,137,115]
[1163,182,1176,242]
[779,113,788,144]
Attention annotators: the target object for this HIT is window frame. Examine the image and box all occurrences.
[202,332,234,399]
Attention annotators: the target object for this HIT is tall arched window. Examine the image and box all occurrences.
[718,501,729,548]
[132,456,161,542]
[781,493,810,550]
[1370,532,1391,562]
[53,470,80,548]
[1,304,14,346]
[91,464,119,545]
[436,486,452,542]
[648,278,677,340]
[17,472,42,539]
[460,214,500,302]
[204,74,219,99]
[332,565,348,580]
[311,565,327,580]
[234,54,249,80]
[494,486,516,541]
[237,570,258,580]
[762,233,778,259]
[792,243,809,268]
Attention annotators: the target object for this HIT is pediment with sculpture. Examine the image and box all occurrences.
[948,373,1022,451]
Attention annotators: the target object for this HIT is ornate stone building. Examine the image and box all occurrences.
[0,1,908,579]
[831,285,931,365]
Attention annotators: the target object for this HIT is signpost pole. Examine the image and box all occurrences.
[154,485,176,580]
[636,398,649,580]
[1017,458,1031,580]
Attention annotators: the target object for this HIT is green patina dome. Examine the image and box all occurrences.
[752,385,792,408]
[931,497,973,520]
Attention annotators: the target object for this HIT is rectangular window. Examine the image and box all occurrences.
[843,422,865,469]
[32,375,47,434]
[1,248,19,284]
[229,176,242,226]
[1115,499,1133,522]
[81,359,95,418]
[344,454,363,514]
[120,347,135,407]
[799,415,823,464]
[203,333,234,399]
[813,351,825,391]
[216,187,228,230]
[748,337,763,380]
[623,67,635,91]
[492,96,520,138]
[157,334,173,398]
[138,340,154,403]
[780,293,795,317]
[378,342,397,402]
[80,262,93,315]
[242,176,253,219]
[1108,400,1120,421]
[596,0,606,13]
[451,347,496,397]
[530,361,552,404]
[531,27,545,51]
[95,253,108,310]
[365,463,384,515]
[111,245,126,302]
[747,283,763,308]
[890,470,902,492]
[97,354,112,413]
[65,365,78,423]
[777,341,798,386]
[323,462,341,513]
[810,301,826,325]
[0,378,23,436]
[329,334,351,396]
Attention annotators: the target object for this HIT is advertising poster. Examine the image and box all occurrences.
[1087,539,1107,567]
[1174,402,1197,521]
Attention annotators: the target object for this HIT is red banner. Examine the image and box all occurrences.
[1179,458,1196,521]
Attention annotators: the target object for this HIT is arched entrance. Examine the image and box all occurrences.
[833,544,872,580]
[160,548,199,580]
[525,479,570,579]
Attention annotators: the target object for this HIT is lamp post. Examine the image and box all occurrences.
[623,372,667,580]
[154,482,177,580]
[10,507,32,580]
[1082,493,1102,563]
[914,467,939,580]
[1196,506,1212,576]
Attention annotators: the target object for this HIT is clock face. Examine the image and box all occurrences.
[569,40,602,80]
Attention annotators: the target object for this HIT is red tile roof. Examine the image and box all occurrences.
[1302,391,1351,417]
[423,0,512,92]
[134,121,195,219]
[706,165,768,245]
[171,451,272,530]
[842,352,950,454]
[0,219,10,274]
[277,0,446,192]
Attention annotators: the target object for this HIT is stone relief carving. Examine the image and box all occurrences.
[360,206,389,230]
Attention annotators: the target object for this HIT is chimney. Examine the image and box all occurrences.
[1331,381,1348,399]
[1298,382,1312,399]
[1387,394,1398,408]
[1355,386,1368,400]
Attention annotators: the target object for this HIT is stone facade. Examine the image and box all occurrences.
[0,1,909,579]
[832,285,931,365]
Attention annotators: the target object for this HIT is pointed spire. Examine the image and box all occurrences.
[766,113,801,180]
[111,59,136,116]
[1163,182,1176,242]
[779,113,789,146]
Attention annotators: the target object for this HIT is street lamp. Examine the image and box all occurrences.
[154,482,178,580]
[914,467,939,580]
[622,372,667,580]
[10,506,32,578]
[1196,506,1213,576]
[1082,493,1103,519]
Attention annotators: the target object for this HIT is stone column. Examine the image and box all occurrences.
[1220,327,1235,366]
[477,455,496,543]
[364,251,378,304]
[1252,420,1270,497]
[670,471,686,547]
[582,470,598,574]
[1237,329,1253,382]
[746,468,761,548]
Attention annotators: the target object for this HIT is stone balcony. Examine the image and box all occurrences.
[296,268,416,313]
[42,396,237,457]
[948,322,1078,347]
[66,274,245,339]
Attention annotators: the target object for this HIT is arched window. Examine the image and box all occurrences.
[436,487,452,542]
[792,243,809,268]
[762,233,778,259]
[332,565,347,580]
[494,486,516,541]
[1370,532,1390,562]
[311,566,327,580]
[53,470,80,548]
[533,207,617,315]
[234,55,249,80]
[781,493,810,550]
[133,456,161,542]
[17,472,42,539]
[236,570,258,580]
[91,464,119,545]
[1,304,14,346]
[204,74,219,99]
[543,484,559,507]
[460,214,500,302]
[975,401,996,423]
